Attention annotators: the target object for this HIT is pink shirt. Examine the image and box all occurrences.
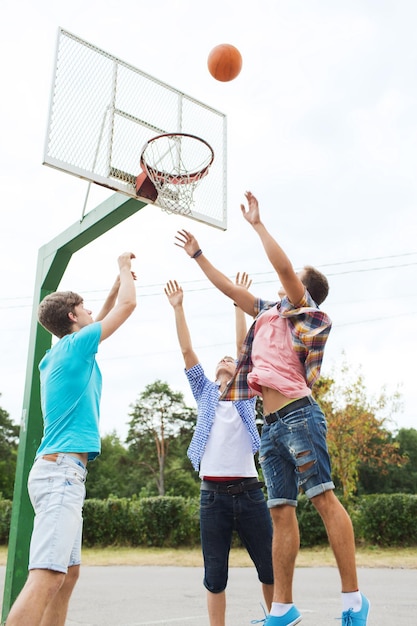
[247,305,311,398]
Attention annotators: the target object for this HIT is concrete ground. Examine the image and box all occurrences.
[1,565,416,625]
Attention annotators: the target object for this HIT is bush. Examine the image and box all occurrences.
[82,496,200,547]
[83,497,132,546]
[129,496,200,547]
[356,493,417,546]
[0,499,12,543]
[2,493,417,548]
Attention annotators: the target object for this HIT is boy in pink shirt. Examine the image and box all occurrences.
[175,191,369,626]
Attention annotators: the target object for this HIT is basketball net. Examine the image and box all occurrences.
[139,134,214,215]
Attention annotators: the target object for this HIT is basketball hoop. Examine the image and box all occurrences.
[136,133,214,215]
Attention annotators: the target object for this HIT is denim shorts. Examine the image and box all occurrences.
[200,485,273,593]
[259,399,335,507]
[28,454,87,573]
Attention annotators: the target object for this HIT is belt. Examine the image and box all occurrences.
[264,396,313,425]
[201,478,265,495]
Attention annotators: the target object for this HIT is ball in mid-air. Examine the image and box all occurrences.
[207,44,242,82]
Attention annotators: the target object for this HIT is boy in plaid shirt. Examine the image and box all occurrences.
[165,274,273,626]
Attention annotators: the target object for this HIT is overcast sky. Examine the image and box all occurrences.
[1,0,416,441]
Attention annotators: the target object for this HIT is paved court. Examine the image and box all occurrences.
[1,565,416,625]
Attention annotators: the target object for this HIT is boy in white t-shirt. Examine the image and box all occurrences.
[165,275,273,626]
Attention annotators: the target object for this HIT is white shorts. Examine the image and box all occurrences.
[28,454,87,573]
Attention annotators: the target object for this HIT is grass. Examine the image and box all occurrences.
[1,545,416,568]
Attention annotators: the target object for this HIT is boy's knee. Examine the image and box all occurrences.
[27,568,66,597]
[63,565,80,589]
[270,503,297,524]
[311,489,341,513]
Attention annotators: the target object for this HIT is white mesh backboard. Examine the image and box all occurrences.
[43,28,227,229]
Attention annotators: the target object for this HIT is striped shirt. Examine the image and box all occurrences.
[221,290,332,402]
[186,363,259,471]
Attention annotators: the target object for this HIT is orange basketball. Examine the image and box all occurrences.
[207,44,242,82]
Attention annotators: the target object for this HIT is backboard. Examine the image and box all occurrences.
[43,28,227,229]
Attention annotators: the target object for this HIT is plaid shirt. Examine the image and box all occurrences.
[221,290,332,401]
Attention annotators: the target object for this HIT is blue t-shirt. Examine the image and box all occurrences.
[36,322,102,461]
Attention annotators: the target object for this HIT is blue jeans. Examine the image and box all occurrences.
[28,454,87,573]
[200,486,273,593]
[259,399,335,507]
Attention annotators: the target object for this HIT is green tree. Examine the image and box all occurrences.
[392,428,417,492]
[0,396,19,499]
[126,380,196,496]
[359,427,417,494]
[86,432,131,499]
[314,363,406,501]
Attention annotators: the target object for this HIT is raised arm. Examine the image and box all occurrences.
[164,280,198,370]
[95,276,120,323]
[95,271,137,322]
[174,230,257,316]
[99,252,137,341]
[234,272,252,356]
[240,191,305,305]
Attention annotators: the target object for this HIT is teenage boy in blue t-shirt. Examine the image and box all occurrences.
[6,252,136,626]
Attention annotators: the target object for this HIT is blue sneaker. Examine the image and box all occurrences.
[251,605,302,625]
[341,593,370,625]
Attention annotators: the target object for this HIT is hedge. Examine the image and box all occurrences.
[354,494,417,547]
[1,493,416,548]
[82,496,200,547]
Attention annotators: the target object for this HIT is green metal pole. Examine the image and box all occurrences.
[1,194,145,623]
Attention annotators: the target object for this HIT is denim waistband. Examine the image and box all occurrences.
[38,453,86,471]
[264,395,314,425]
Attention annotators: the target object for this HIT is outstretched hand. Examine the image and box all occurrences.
[240,191,261,226]
[117,251,136,272]
[235,271,252,291]
[164,280,184,307]
[174,230,201,258]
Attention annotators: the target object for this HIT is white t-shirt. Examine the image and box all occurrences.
[199,400,258,479]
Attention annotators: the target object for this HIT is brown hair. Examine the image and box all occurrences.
[301,266,329,305]
[38,291,83,338]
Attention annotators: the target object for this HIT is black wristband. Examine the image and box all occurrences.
[192,249,203,259]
